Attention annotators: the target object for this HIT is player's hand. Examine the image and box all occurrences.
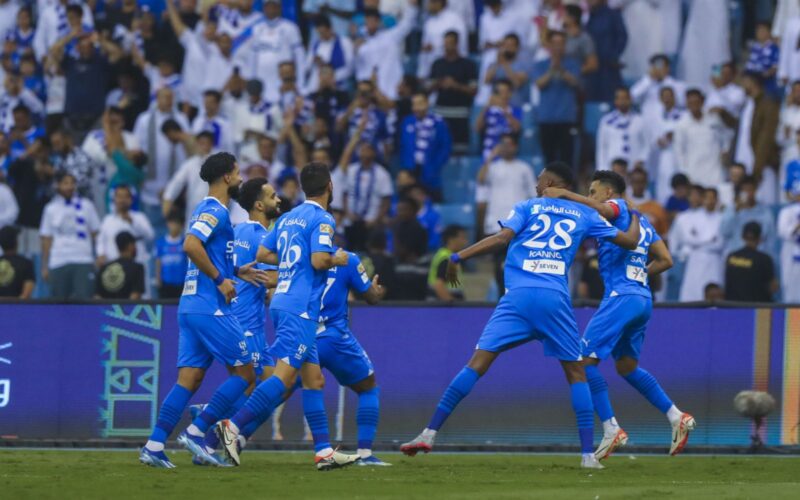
[371,274,386,299]
[542,187,568,199]
[333,248,349,266]
[625,198,636,212]
[217,278,237,303]
[445,260,460,288]
[237,261,270,286]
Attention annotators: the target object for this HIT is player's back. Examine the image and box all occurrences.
[179,197,234,315]
[597,201,659,298]
[231,221,273,329]
[267,201,337,321]
[318,251,372,335]
[502,197,619,296]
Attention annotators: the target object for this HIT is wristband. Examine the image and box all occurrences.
[233,265,240,277]
[449,253,461,264]
[213,273,225,286]
[631,210,641,218]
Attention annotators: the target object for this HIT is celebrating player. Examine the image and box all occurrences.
[139,153,269,469]
[400,162,640,469]
[215,163,361,470]
[317,249,388,465]
[544,171,696,459]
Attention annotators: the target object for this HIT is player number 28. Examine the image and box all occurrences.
[522,214,577,251]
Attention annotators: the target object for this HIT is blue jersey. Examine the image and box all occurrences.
[156,234,187,286]
[231,221,275,331]
[263,200,336,321]
[178,197,235,315]
[597,199,660,298]
[499,197,619,295]
[318,251,372,335]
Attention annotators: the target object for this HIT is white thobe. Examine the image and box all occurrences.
[476,158,537,235]
[417,9,468,79]
[777,104,800,162]
[133,108,189,205]
[303,36,354,94]
[705,83,746,117]
[354,5,419,100]
[670,208,725,301]
[779,17,800,83]
[595,110,648,171]
[96,211,154,264]
[673,112,725,188]
[178,28,215,107]
[447,0,477,32]
[0,182,18,228]
[475,7,529,105]
[191,114,234,154]
[644,107,684,204]
[774,1,800,38]
[678,0,730,87]
[630,75,687,125]
[619,0,666,80]
[163,155,208,227]
[0,2,20,52]
[203,49,237,94]
[244,18,305,103]
[777,203,800,302]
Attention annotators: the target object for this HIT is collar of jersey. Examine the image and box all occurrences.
[204,196,229,211]
[303,200,324,210]
[244,219,267,230]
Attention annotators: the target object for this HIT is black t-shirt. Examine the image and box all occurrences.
[724,247,775,302]
[580,255,605,300]
[311,88,350,127]
[96,258,145,299]
[63,52,111,117]
[362,252,397,300]
[8,159,52,228]
[430,56,478,108]
[0,254,35,297]
[433,258,465,300]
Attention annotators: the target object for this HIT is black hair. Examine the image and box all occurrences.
[686,88,705,100]
[630,166,648,179]
[166,210,185,225]
[107,105,125,117]
[412,89,429,100]
[704,282,722,293]
[199,152,237,184]
[500,133,518,145]
[114,184,133,196]
[565,4,582,23]
[614,86,631,96]
[671,173,690,188]
[397,196,420,213]
[203,89,223,102]
[493,78,513,92]
[115,231,137,253]
[592,170,626,195]
[12,104,30,116]
[740,174,758,187]
[690,184,706,194]
[444,30,460,41]
[743,70,764,86]
[55,170,76,184]
[504,33,521,45]
[0,226,18,252]
[161,118,182,135]
[299,162,331,198]
[442,225,466,245]
[543,162,574,188]
[611,157,629,169]
[315,14,332,28]
[706,187,719,197]
[743,221,762,240]
[649,53,670,66]
[239,177,269,212]
[66,4,83,16]
[363,8,381,19]
[196,131,215,142]
[546,30,566,41]
[730,162,746,171]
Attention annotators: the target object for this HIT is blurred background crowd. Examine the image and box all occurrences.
[0,0,798,304]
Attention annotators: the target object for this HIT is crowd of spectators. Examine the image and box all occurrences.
[0,0,798,305]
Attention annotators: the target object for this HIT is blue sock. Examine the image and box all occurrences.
[205,392,249,450]
[428,367,480,431]
[231,376,285,431]
[192,376,249,433]
[357,387,380,450]
[303,389,332,453]
[150,384,193,444]
[585,365,614,422]
[570,382,594,454]
[623,367,673,413]
[241,410,271,440]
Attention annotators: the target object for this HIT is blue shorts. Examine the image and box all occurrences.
[269,309,319,369]
[177,313,250,369]
[318,327,374,386]
[477,287,581,361]
[242,322,275,377]
[582,295,652,361]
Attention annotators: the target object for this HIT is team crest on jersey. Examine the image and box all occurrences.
[320,224,334,235]
[531,204,541,215]
[357,263,366,274]
[199,213,219,227]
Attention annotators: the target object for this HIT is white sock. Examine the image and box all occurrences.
[666,405,682,425]
[357,448,372,459]
[581,453,595,461]
[186,424,204,437]
[602,417,620,437]
[316,446,334,457]
[145,440,164,452]
[237,435,247,449]
[422,428,437,439]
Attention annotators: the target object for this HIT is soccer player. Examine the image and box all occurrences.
[543,171,696,459]
[139,152,269,469]
[216,163,361,470]
[317,249,388,465]
[400,162,641,469]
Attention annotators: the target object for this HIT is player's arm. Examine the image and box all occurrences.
[609,212,640,251]
[184,234,236,303]
[647,239,673,277]
[256,245,279,265]
[542,187,618,220]
[445,228,515,287]
[360,275,386,305]
[311,248,349,270]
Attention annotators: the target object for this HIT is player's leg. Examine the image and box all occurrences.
[558,360,601,469]
[349,375,389,465]
[140,314,211,468]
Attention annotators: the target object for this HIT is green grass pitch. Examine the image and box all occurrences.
[1,450,799,499]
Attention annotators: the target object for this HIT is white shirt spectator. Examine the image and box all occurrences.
[39,194,100,268]
[354,3,419,100]
[163,154,208,227]
[476,158,537,235]
[631,75,687,125]
[669,207,724,302]
[705,82,746,118]
[238,140,287,186]
[133,106,190,206]
[617,0,681,80]
[191,113,234,154]
[81,129,140,215]
[244,17,305,103]
[32,1,94,62]
[596,109,648,171]
[0,1,20,48]
[96,210,155,264]
[447,0,476,32]
[225,96,283,147]
[645,106,683,204]
[677,0,730,87]
[777,202,800,302]
[777,101,800,162]
[475,4,528,105]
[345,163,393,222]
[178,28,216,107]
[773,0,800,38]
[417,7,468,79]
[0,182,19,227]
[301,0,355,37]
[203,48,238,94]
[0,88,44,133]
[779,17,800,84]
[673,111,726,187]
[303,35,354,94]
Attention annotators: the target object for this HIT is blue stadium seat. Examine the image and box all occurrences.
[583,102,611,137]
[468,105,482,155]
[436,203,476,241]
[519,104,536,157]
